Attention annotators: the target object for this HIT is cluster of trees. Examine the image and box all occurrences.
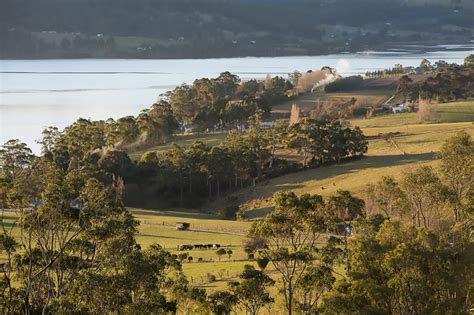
[60,34,117,55]
[365,130,473,228]
[130,118,366,208]
[397,55,474,103]
[364,64,411,79]
[30,72,294,157]
[0,140,190,313]
[36,104,178,161]
[161,72,293,131]
[322,218,473,314]
[0,144,275,314]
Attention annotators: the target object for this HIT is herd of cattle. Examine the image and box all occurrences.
[176,244,221,251]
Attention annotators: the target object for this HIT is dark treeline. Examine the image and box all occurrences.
[364,65,411,79]
[11,116,366,209]
[1,0,472,58]
[324,75,365,93]
[126,119,367,209]
[397,56,474,103]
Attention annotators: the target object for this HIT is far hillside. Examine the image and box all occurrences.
[2,0,473,58]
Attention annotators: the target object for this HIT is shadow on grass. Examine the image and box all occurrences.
[244,207,274,219]
[137,233,186,240]
[131,209,220,220]
[271,152,436,188]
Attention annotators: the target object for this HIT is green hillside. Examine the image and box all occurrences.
[2,0,472,58]
[205,100,474,217]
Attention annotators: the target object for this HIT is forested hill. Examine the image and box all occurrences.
[1,0,473,59]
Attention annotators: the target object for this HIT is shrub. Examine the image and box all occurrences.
[216,248,227,261]
[257,257,270,270]
[207,273,216,282]
[325,76,364,92]
[219,205,239,219]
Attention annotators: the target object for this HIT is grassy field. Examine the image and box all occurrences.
[272,89,394,112]
[351,100,474,128]
[129,132,226,161]
[207,117,474,217]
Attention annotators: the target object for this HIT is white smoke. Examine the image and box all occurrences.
[336,58,350,74]
[310,72,338,93]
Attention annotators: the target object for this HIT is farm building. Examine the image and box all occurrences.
[176,222,190,230]
[392,104,409,113]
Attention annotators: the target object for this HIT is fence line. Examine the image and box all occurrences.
[139,220,247,236]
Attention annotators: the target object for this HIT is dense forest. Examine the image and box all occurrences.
[1,0,473,58]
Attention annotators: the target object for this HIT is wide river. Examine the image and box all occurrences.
[1,44,473,152]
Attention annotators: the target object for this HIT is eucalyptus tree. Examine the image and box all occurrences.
[245,124,272,185]
[397,75,414,102]
[364,176,408,220]
[148,100,179,138]
[322,220,474,314]
[294,236,342,315]
[164,144,189,204]
[62,118,107,159]
[0,139,34,176]
[186,141,209,194]
[266,120,288,168]
[438,131,473,223]
[287,120,313,168]
[228,265,275,315]
[327,190,365,271]
[208,290,236,315]
[223,130,251,188]
[164,83,198,125]
[401,166,448,229]
[250,191,333,315]
[37,127,61,155]
[206,146,232,198]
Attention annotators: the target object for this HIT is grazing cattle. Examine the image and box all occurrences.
[176,244,221,251]
[177,244,194,251]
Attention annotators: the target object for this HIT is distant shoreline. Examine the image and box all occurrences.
[1,40,473,61]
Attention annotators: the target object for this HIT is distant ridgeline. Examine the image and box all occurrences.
[1,0,473,58]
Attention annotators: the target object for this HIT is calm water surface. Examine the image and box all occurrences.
[1,44,473,152]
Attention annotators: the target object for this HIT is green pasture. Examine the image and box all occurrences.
[272,89,393,112]
[208,120,474,217]
[131,208,251,261]
[129,133,226,160]
[351,100,474,128]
